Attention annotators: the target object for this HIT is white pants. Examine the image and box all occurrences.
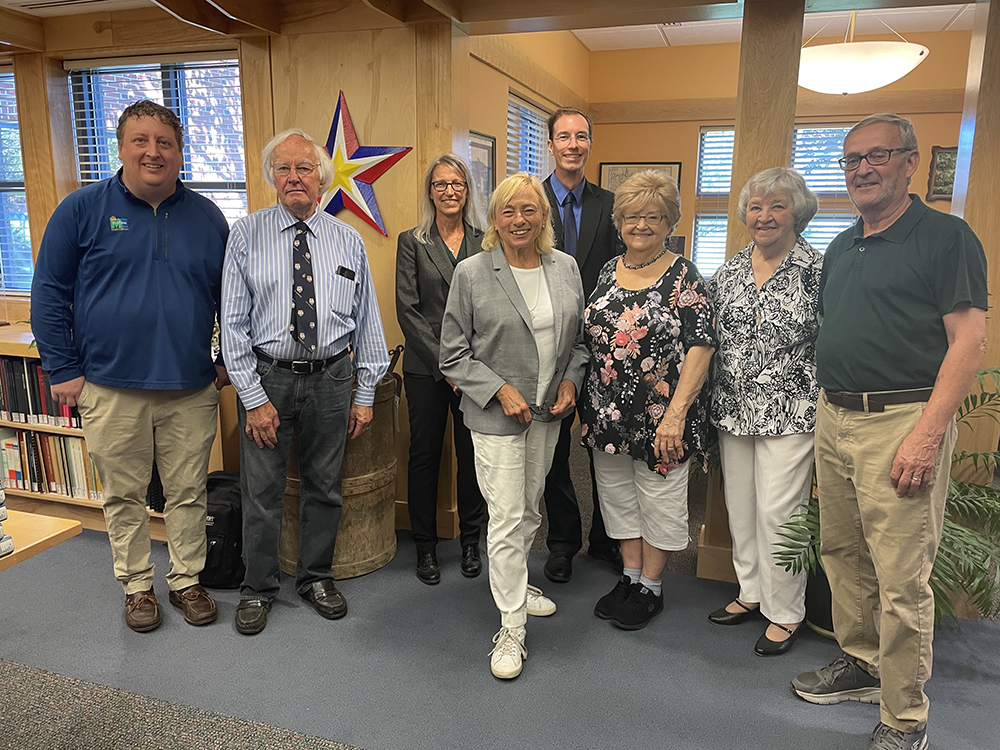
[472,420,562,628]
[592,452,690,551]
[718,430,814,624]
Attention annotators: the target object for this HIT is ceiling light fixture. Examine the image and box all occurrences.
[798,11,929,96]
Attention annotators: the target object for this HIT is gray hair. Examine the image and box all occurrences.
[412,154,484,245]
[847,113,918,152]
[737,167,819,235]
[261,129,335,192]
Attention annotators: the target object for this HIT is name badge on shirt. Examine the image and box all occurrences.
[337,266,356,281]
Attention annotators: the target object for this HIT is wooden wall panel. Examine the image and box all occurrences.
[238,36,276,214]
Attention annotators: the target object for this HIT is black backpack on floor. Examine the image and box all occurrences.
[201,471,246,589]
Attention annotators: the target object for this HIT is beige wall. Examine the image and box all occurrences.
[503,31,591,102]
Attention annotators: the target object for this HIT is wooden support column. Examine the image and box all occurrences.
[13,54,78,263]
[698,0,805,583]
[951,0,1000,483]
[401,21,470,538]
[238,36,275,215]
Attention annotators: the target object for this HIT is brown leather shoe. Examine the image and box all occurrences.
[168,584,218,625]
[125,589,162,632]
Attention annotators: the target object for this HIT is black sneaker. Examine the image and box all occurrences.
[791,653,882,705]
[867,722,928,750]
[594,575,633,620]
[416,550,440,585]
[609,583,663,630]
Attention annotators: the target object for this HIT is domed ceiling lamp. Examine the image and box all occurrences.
[798,11,929,96]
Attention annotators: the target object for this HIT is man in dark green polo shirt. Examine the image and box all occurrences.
[790,114,988,750]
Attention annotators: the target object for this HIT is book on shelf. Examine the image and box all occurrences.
[0,356,80,428]
[0,427,102,502]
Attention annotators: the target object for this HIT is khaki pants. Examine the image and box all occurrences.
[77,382,219,594]
[815,389,956,732]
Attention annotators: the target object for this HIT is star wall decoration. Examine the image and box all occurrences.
[321,91,412,236]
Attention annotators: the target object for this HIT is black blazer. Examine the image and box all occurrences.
[543,175,624,299]
[396,221,484,379]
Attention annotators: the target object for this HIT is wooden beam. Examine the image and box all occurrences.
[13,55,79,264]
[725,0,805,260]
[363,0,408,23]
[470,35,587,112]
[151,0,258,36]
[950,0,1000,484]
[238,36,276,214]
[0,7,45,52]
[206,0,282,34]
[589,88,965,125]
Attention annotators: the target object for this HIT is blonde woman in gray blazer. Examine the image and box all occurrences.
[396,154,486,586]
[440,172,588,680]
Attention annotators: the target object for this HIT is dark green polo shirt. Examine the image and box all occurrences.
[816,195,988,393]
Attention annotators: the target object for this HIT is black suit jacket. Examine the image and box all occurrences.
[395,221,484,379]
[543,175,624,299]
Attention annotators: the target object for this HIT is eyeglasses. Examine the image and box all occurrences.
[273,163,318,178]
[499,206,539,219]
[431,180,467,193]
[838,148,912,172]
[623,214,665,226]
[552,133,591,145]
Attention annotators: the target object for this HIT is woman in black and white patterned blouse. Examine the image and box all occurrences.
[707,167,823,657]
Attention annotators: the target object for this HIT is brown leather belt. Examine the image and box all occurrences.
[825,388,933,413]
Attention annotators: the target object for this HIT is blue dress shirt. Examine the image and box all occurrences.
[222,204,389,409]
[549,174,585,235]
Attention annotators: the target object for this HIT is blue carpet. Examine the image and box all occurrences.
[1,529,997,750]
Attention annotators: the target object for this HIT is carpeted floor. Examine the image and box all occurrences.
[0,660,361,750]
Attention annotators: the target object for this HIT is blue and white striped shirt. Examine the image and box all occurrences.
[222,203,389,409]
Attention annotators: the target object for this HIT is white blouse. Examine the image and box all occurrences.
[511,265,556,405]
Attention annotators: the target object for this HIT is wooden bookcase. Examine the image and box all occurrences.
[0,322,221,542]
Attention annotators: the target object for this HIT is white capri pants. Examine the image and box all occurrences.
[472,419,562,629]
[592,451,690,552]
[718,430,814,624]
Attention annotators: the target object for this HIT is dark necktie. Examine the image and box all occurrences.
[562,191,578,258]
[290,220,318,354]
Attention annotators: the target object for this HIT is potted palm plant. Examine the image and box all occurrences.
[774,368,1000,627]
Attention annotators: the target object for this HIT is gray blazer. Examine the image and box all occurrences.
[439,246,589,436]
[395,222,484,379]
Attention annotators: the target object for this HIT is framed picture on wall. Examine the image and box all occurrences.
[469,131,496,221]
[599,162,682,193]
[926,146,957,202]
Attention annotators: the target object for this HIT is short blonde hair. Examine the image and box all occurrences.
[482,172,555,255]
[612,170,681,234]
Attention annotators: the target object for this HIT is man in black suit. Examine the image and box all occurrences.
[541,107,623,583]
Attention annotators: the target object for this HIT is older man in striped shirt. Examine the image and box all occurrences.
[222,128,389,635]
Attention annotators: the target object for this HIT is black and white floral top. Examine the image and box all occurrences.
[709,237,823,436]
[580,256,716,475]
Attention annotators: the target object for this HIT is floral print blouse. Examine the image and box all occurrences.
[580,256,717,475]
[709,237,823,436]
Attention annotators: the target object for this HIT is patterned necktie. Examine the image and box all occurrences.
[562,191,578,257]
[290,220,318,354]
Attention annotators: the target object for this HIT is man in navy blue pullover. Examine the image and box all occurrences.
[31,100,230,633]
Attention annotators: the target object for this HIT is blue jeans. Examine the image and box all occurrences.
[239,354,353,599]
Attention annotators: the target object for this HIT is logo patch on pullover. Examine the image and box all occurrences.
[110,216,129,231]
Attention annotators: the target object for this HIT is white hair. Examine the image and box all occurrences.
[260,129,335,192]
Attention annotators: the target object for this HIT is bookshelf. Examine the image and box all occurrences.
[0,323,168,541]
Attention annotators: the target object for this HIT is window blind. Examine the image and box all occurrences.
[692,125,858,277]
[0,70,32,293]
[69,59,247,225]
[506,94,551,179]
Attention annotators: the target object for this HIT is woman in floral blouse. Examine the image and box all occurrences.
[580,171,716,631]
[707,167,822,657]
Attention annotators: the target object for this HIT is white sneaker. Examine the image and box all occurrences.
[490,626,527,679]
[0,534,13,558]
[527,584,556,616]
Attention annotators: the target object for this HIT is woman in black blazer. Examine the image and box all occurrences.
[396,154,486,585]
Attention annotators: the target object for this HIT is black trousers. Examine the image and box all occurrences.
[542,411,614,556]
[404,373,485,552]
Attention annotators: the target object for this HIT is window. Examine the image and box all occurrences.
[0,69,32,293]
[692,125,858,278]
[506,93,551,179]
[68,57,247,225]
